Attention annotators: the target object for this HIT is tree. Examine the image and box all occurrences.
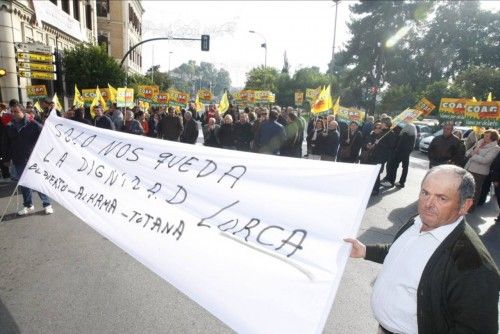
[333,1,421,113]
[452,66,500,101]
[63,43,126,93]
[244,66,280,92]
[169,60,231,97]
[145,65,172,91]
[291,67,330,91]
[416,1,499,83]
[380,84,417,116]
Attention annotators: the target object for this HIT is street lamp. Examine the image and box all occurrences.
[331,0,340,74]
[168,51,173,73]
[249,30,267,68]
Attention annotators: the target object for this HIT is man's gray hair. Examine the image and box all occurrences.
[185,111,192,119]
[422,165,475,206]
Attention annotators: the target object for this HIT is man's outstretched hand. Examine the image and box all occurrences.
[344,238,366,258]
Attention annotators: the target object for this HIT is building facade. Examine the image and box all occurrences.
[95,0,144,75]
[0,0,99,104]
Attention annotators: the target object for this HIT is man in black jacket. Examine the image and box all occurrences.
[427,122,464,168]
[180,111,199,144]
[345,165,499,334]
[2,102,54,215]
[381,122,416,188]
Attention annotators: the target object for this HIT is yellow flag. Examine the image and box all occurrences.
[33,100,43,113]
[324,85,333,111]
[90,86,108,118]
[218,91,229,113]
[52,93,63,111]
[108,83,117,103]
[74,84,85,108]
[487,92,492,102]
[195,94,204,113]
[311,86,332,114]
[332,97,340,115]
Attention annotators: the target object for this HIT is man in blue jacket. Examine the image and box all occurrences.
[257,109,286,155]
[2,101,53,215]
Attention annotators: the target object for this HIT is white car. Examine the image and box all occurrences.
[419,126,473,154]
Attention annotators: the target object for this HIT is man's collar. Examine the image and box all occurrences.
[415,215,463,242]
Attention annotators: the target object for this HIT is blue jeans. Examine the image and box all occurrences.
[15,164,51,208]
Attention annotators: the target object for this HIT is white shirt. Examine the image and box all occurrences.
[371,216,462,334]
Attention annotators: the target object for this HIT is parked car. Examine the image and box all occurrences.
[415,124,434,149]
[419,126,473,154]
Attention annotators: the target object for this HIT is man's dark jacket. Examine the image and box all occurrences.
[180,119,199,144]
[366,218,499,334]
[2,116,42,166]
[428,134,464,167]
[158,114,183,141]
[94,115,115,130]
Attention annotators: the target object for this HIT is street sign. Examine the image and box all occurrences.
[17,52,55,63]
[19,70,57,80]
[15,42,53,54]
[18,62,56,72]
[201,34,210,51]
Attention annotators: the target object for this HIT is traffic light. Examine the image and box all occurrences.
[0,68,6,77]
[201,35,210,51]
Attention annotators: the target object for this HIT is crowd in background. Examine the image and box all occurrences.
[1,98,499,220]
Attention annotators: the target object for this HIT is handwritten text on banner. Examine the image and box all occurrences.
[19,112,379,334]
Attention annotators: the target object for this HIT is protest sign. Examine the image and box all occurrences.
[137,85,157,103]
[19,113,379,334]
[116,88,134,108]
[391,108,421,126]
[167,89,189,107]
[439,98,468,121]
[337,106,366,123]
[197,89,213,103]
[414,97,436,117]
[26,85,47,100]
[295,91,304,106]
[306,87,322,102]
[464,101,499,128]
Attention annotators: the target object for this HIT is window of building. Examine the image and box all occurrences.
[73,0,80,20]
[96,0,109,17]
[61,0,70,14]
[86,4,92,29]
[48,37,56,47]
[98,34,109,54]
[24,25,34,43]
[36,31,44,43]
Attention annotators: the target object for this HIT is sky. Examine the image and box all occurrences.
[140,1,500,89]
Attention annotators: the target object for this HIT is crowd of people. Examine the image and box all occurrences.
[0,98,498,333]
[1,98,500,219]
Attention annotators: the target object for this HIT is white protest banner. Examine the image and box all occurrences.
[19,112,379,333]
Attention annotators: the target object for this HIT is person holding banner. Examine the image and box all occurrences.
[2,102,53,215]
[345,165,499,334]
[464,129,500,212]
